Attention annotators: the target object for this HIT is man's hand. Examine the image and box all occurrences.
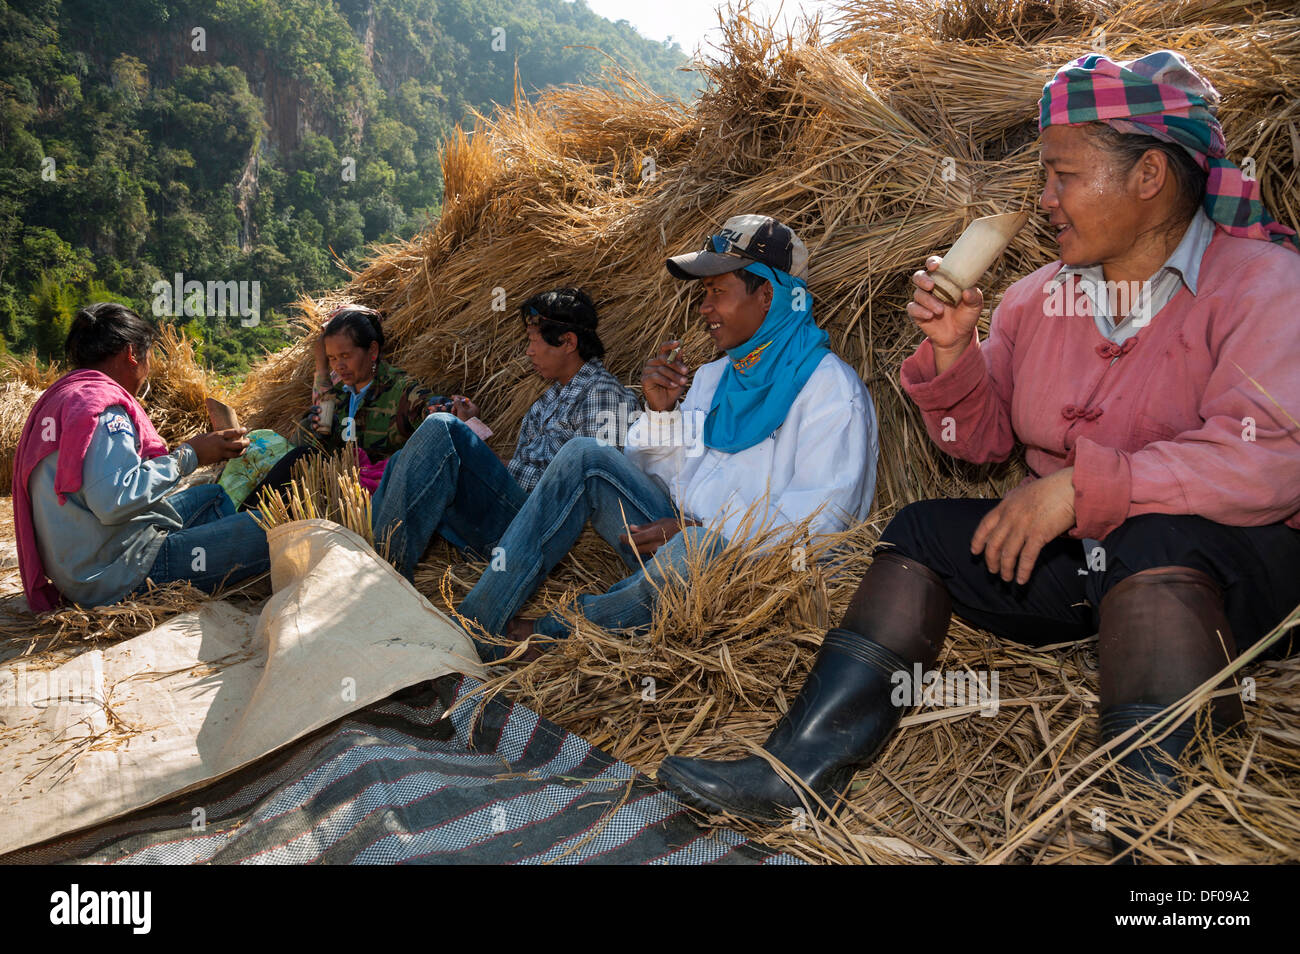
[971,467,1076,584]
[641,341,689,412]
[620,517,701,557]
[187,427,250,466]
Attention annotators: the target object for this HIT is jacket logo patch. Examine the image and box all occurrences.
[105,415,134,435]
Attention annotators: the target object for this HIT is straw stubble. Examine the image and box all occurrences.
[2,0,1296,864]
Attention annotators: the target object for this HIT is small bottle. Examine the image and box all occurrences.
[314,371,336,435]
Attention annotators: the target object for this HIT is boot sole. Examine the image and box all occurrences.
[657,762,795,826]
[658,759,879,828]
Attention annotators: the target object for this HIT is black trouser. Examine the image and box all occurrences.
[238,445,319,512]
[876,499,1300,656]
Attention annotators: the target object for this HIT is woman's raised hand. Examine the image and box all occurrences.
[908,256,984,373]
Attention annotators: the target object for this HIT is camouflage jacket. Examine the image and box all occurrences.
[294,360,435,460]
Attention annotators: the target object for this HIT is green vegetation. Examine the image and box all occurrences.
[0,0,696,376]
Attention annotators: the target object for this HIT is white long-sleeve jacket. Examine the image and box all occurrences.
[624,353,878,545]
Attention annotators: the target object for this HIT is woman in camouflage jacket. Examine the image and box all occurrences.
[296,307,438,462]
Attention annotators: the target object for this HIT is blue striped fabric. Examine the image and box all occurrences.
[5,675,796,866]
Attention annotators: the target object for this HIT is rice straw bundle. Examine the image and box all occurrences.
[251,446,389,557]
[143,324,232,443]
[0,380,44,496]
[1,0,1297,863]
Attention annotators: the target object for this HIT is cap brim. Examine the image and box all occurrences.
[665,250,750,280]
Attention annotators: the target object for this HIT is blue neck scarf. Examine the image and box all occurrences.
[703,262,831,452]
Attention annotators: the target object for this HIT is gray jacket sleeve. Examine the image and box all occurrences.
[81,406,197,525]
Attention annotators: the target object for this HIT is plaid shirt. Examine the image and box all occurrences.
[508,359,639,492]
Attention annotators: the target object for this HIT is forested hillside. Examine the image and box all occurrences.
[0,0,696,376]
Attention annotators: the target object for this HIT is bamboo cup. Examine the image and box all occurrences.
[930,211,1030,306]
[205,397,240,431]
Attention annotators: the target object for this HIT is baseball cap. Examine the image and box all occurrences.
[666,214,809,281]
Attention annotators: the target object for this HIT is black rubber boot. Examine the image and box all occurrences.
[1095,566,1245,862]
[657,552,952,824]
[658,630,909,822]
[1100,704,1216,864]
[1099,704,1197,792]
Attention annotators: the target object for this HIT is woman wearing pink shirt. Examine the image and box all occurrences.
[657,51,1300,851]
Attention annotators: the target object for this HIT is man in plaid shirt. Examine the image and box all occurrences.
[456,215,878,664]
[371,287,638,578]
[508,353,638,492]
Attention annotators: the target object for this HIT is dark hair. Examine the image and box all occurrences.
[65,302,157,369]
[519,287,604,361]
[322,306,384,352]
[735,269,771,296]
[1081,122,1207,227]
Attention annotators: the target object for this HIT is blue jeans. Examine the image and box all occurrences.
[457,437,725,661]
[371,413,527,580]
[146,484,270,593]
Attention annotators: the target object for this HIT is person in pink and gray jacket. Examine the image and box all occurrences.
[657,51,1300,854]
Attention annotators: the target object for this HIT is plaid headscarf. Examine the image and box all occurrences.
[1039,51,1298,251]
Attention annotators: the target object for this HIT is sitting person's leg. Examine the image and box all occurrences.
[458,436,676,660]
[860,497,1095,646]
[165,483,235,528]
[660,501,1300,827]
[144,489,269,593]
[529,524,725,644]
[658,497,1094,822]
[431,418,528,559]
[1088,515,1300,802]
[371,413,527,578]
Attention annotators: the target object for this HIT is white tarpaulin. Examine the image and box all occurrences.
[0,519,483,855]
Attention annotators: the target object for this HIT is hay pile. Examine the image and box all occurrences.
[2,0,1298,862]
[239,0,1300,512]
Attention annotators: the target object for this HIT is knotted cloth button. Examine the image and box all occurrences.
[1063,404,1102,421]
[1096,338,1138,359]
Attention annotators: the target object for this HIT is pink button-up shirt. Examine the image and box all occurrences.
[900,230,1300,540]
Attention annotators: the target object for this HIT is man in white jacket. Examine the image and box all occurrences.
[457,215,878,661]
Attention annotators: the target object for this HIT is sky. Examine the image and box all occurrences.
[582,0,845,59]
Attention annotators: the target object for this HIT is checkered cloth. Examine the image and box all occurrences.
[508,358,640,492]
[1039,51,1298,251]
[3,676,795,865]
